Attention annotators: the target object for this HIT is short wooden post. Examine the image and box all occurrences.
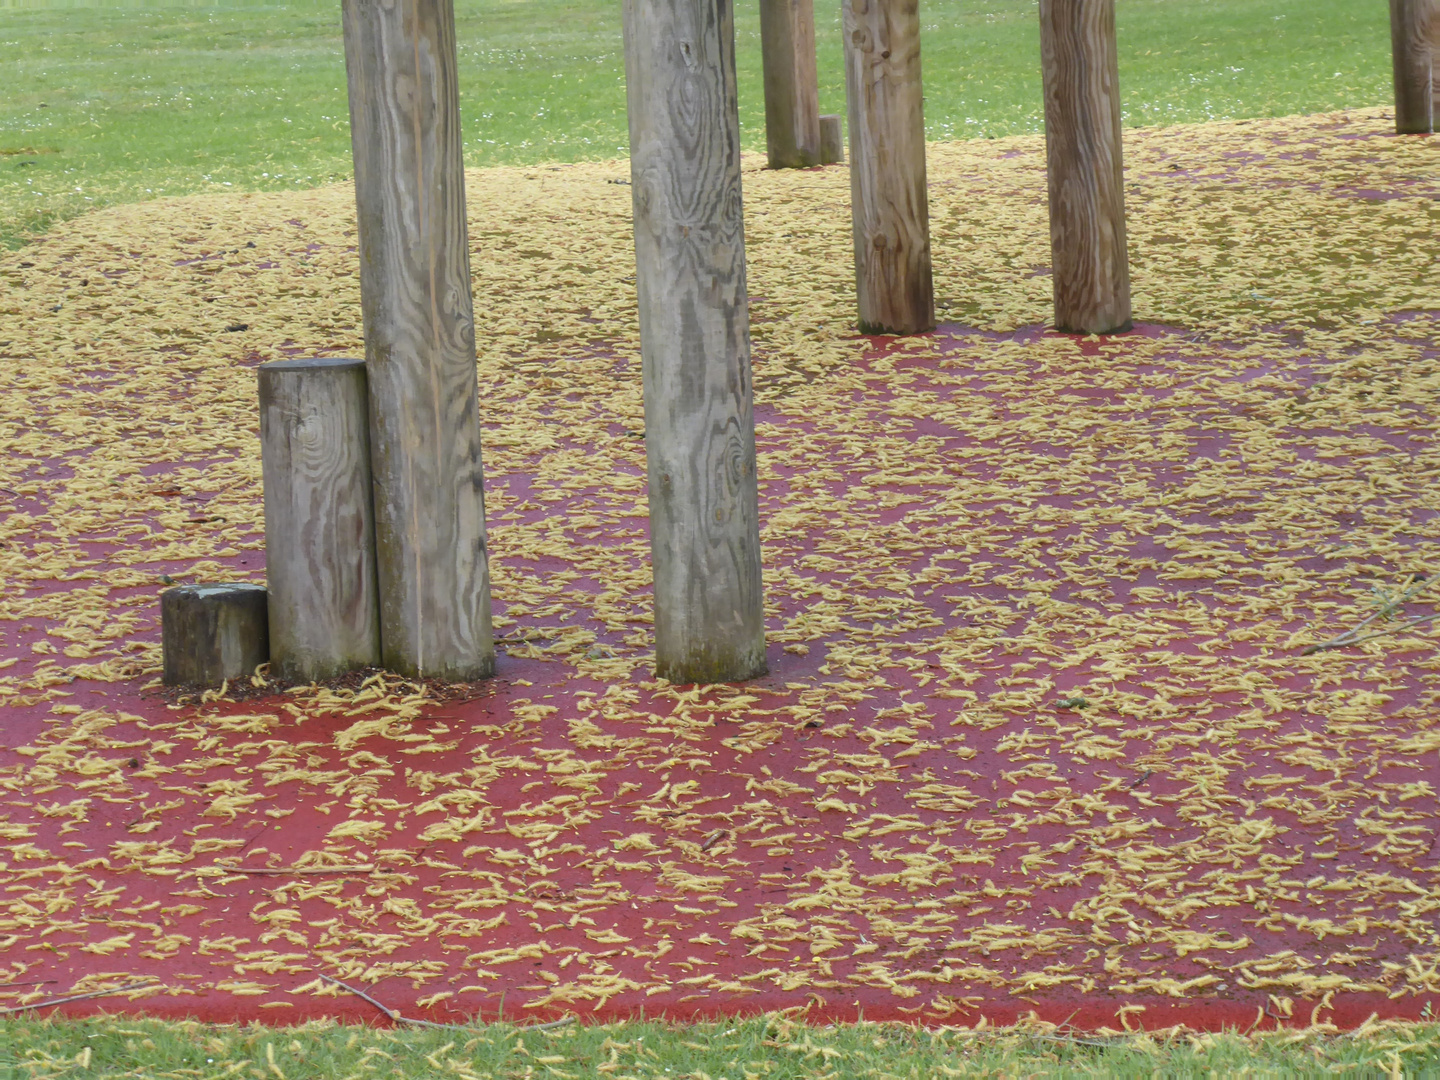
[841,0,934,335]
[760,0,823,168]
[819,113,844,163]
[259,358,382,684]
[1038,0,1132,335]
[1389,0,1437,134]
[162,584,269,687]
[342,0,495,682]
[622,0,767,684]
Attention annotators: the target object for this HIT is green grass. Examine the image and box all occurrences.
[0,0,1393,248]
[1,1014,1438,1079]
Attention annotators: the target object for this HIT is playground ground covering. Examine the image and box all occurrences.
[0,107,1437,1050]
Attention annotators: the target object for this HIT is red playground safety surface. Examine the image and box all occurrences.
[0,109,1437,1031]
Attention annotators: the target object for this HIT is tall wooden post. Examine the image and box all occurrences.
[842,0,934,335]
[259,358,382,684]
[760,0,823,168]
[1038,0,1131,335]
[622,0,767,684]
[1389,0,1437,134]
[341,0,494,682]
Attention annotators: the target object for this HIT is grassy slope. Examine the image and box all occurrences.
[1,1013,1438,1078]
[0,0,1391,247]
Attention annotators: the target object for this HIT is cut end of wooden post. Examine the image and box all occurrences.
[819,114,844,164]
[161,584,269,687]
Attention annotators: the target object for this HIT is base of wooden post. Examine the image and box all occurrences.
[161,584,269,687]
[819,114,844,164]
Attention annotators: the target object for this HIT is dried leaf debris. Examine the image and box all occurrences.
[0,109,1436,1026]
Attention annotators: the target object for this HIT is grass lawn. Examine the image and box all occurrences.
[0,0,1392,248]
[1,1013,1438,1078]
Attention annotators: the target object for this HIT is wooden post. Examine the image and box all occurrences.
[819,113,844,164]
[1038,0,1132,335]
[760,0,823,168]
[341,0,494,682]
[1389,0,1437,134]
[841,0,934,335]
[622,0,767,684]
[259,358,382,684]
[162,584,269,687]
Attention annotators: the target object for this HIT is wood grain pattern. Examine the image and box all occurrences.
[622,0,767,684]
[1389,0,1437,134]
[259,358,382,684]
[1038,0,1132,335]
[760,0,822,168]
[342,0,494,682]
[161,584,269,687]
[842,0,934,335]
[819,113,844,164]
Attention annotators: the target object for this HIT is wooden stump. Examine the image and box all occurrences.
[1390,0,1437,134]
[162,584,269,687]
[622,0,767,684]
[760,0,823,168]
[842,0,934,335]
[259,358,382,684]
[1038,0,1132,335]
[819,113,844,164]
[342,0,495,682]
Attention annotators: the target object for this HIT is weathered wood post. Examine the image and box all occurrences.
[1389,0,1437,134]
[841,0,934,335]
[341,0,494,682]
[760,0,823,168]
[819,113,844,164]
[1038,0,1132,335]
[259,358,382,684]
[162,584,269,687]
[622,0,767,684]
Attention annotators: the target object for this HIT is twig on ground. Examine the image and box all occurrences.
[1019,1032,1129,1050]
[1302,576,1438,654]
[319,974,468,1030]
[0,980,56,990]
[0,979,157,1016]
[215,864,375,876]
[319,975,576,1032]
[522,1016,577,1031]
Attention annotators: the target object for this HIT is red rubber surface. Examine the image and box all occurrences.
[2,318,1438,1031]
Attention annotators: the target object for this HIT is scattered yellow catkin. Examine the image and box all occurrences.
[0,108,1436,1018]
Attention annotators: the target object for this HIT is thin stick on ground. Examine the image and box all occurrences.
[0,980,157,1016]
[215,864,376,876]
[1302,576,1437,654]
[319,975,574,1032]
[320,975,475,1030]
